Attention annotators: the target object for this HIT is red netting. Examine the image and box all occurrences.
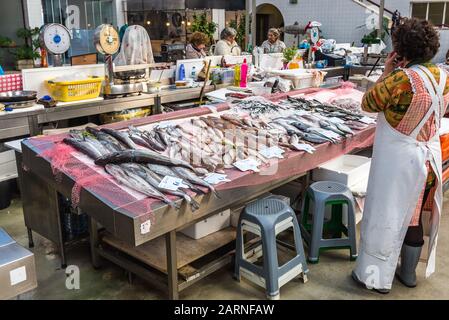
[37,140,156,222]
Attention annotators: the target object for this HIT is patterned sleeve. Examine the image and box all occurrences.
[361,70,404,113]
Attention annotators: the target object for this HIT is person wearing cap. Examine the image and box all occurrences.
[214,27,241,56]
[261,28,286,53]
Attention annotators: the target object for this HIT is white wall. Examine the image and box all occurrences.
[257,0,448,63]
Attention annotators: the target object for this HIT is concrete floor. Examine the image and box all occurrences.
[1,193,449,300]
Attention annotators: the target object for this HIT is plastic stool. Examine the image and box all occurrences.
[300,181,357,263]
[234,198,308,300]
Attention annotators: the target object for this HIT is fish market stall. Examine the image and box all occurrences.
[19,84,375,299]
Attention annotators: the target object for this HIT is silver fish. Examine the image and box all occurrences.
[101,128,138,149]
[172,167,220,198]
[105,164,179,210]
[147,163,205,194]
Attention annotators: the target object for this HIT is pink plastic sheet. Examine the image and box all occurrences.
[24,85,375,220]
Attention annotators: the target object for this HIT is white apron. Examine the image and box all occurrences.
[353,65,446,290]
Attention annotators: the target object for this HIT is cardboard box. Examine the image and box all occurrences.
[0,228,37,300]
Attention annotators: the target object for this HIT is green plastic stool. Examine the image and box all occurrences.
[300,181,358,263]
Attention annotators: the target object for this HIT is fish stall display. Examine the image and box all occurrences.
[62,92,374,211]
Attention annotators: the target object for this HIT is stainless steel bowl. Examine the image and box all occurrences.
[0,91,38,103]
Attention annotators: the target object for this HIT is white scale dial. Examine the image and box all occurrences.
[42,24,71,54]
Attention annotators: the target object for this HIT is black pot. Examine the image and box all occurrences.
[0,180,11,210]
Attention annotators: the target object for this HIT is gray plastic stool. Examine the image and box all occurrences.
[300,181,357,263]
[234,198,308,300]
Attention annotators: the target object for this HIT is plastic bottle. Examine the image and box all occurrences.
[179,64,185,81]
[234,64,241,87]
[190,66,197,80]
[240,58,248,88]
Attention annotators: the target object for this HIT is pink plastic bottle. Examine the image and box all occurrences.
[240,58,248,88]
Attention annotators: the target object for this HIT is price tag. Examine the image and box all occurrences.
[292,143,316,154]
[204,173,231,185]
[10,266,27,286]
[158,175,184,191]
[359,116,376,124]
[328,117,345,124]
[259,146,284,159]
[157,121,175,129]
[140,220,151,235]
[233,158,260,172]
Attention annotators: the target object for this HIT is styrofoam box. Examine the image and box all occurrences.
[180,209,231,240]
[312,155,371,187]
[0,150,17,182]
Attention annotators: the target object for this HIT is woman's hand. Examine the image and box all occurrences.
[377,52,401,83]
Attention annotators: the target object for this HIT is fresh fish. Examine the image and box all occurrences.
[335,122,354,135]
[302,133,330,144]
[64,137,104,160]
[121,163,199,211]
[319,121,346,136]
[273,120,304,136]
[105,164,179,210]
[172,167,220,198]
[95,149,195,170]
[101,127,138,149]
[147,163,205,194]
[193,167,210,177]
[128,127,154,149]
[86,126,125,152]
[84,136,111,156]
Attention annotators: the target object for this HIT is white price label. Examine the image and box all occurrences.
[259,146,284,159]
[233,158,260,172]
[204,173,231,185]
[359,116,376,124]
[10,266,27,286]
[292,143,316,154]
[158,175,185,191]
[140,220,151,235]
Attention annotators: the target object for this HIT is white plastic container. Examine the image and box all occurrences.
[180,209,231,239]
[0,150,17,183]
[312,155,371,188]
[267,69,315,89]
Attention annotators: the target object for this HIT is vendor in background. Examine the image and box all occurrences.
[261,28,286,53]
[214,27,241,56]
[352,18,449,294]
[185,32,208,59]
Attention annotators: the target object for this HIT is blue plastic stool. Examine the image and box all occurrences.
[300,181,358,263]
[234,198,308,300]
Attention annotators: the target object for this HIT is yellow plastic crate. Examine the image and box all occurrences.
[47,77,103,102]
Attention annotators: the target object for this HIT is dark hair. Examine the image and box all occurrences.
[392,18,440,62]
[190,32,208,46]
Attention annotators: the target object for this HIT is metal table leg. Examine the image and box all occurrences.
[88,216,102,269]
[51,188,67,269]
[27,115,40,136]
[166,230,179,300]
[154,96,162,114]
[27,228,34,248]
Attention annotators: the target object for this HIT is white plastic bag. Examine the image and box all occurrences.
[114,25,154,66]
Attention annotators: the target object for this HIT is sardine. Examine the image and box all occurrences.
[95,149,195,170]
[335,122,354,135]
[172,167,220,198]
[105,164,179,210]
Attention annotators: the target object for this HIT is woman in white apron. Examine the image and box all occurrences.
[352,18,449,294]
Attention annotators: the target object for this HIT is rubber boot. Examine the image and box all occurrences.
[351,271,390,294]
[396,244,422,288]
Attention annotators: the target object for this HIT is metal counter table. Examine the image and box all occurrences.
[0,85,223,141]
[20,86,376,299]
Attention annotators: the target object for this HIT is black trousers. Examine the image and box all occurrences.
[404,188,431,247]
